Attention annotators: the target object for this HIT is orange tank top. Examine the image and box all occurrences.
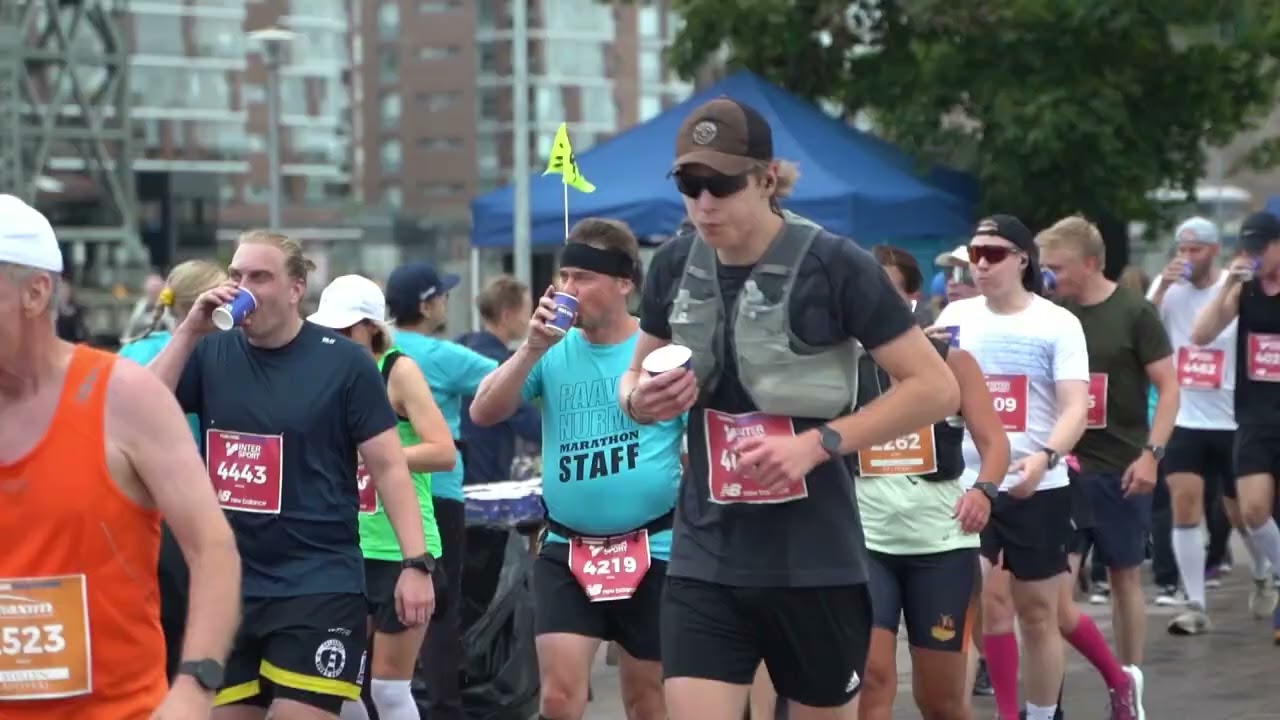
[0,346,167,719]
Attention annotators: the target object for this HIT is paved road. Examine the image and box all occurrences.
[582,557,1279,720]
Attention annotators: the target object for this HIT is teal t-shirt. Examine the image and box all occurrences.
[394,330,500,501]
[521,327,683,561]
[118,331,201,446]
[1147,386,1157,426]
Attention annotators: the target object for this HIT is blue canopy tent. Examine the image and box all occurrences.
[470,71,977,265]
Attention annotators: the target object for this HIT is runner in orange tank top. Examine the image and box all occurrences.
[0,195,242,720]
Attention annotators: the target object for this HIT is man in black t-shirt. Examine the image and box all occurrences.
[618,98,961,719]
[148,230,436,719]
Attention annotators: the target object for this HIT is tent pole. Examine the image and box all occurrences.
[512,0,532,288]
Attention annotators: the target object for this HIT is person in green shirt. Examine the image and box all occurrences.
[308,275,457,720]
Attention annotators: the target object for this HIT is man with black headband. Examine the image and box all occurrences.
[621,97,960,720]
[932,215,1090,720]
[470,218,681,720]
[1191,210,1280,644]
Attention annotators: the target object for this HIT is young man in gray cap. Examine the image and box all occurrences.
[1192,210,1280,644]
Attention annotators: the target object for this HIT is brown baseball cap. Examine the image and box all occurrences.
[672,97,773,176]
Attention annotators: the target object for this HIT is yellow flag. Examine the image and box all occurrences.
[542,122,595,193]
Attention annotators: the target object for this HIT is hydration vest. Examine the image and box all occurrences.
[853,338,965,481]
[667,212,861,419]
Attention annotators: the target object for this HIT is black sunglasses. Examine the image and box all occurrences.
[673,171,749,199]
[967,245,1021,265]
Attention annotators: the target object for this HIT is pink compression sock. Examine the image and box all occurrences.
[983,632,1021,720]
[1064,614,1129,692]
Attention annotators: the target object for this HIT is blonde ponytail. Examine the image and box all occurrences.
[125,260,227,343]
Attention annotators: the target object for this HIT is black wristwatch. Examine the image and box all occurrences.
[817,425,842,459]
[1041,448,1062,469]
[401,553,436,575]
[1143,444,1166,461]
[178,659,225,691]
[971,481,999,502]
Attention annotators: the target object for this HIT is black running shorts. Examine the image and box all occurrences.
[980,486,1072,582]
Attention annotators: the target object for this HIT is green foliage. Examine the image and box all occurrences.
[646,0,1280,228]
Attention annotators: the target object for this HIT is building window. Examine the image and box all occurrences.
[475,134,498,171]
[378,2,400,39]
[132,13,184,56]
[291,29,346,67]
[418,46,460,61]
[533,85,563,124]
[383,184,402,208]
[290,0,346,21]
[542,0,614,35]
[420,182,464,198]
[478,88,500,120]
[639,49,661,85]
[281,77,308,115]
[418,0,460,13]
[192,16,245,59]
[381,140,403,173]
[580,86,616,126]
[418,91,461,111]
[381,93,401,130]
[639,93,662,122]
[544,41,605,78]
[638,6,660,38]
[379,46,399,83]
[419,136,464,151]
[477,43,499,74]
[476,0,495,29]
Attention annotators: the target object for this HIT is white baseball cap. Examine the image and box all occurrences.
[934,245,969,268]
[0,194,63,273]
[1174,216,1220,246]
[309,275,389,331]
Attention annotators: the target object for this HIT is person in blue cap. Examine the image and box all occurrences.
[384,261,500,720]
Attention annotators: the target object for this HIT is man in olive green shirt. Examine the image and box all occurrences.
[1037,217,1179,720]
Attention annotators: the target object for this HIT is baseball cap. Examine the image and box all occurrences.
[672,97,773,176]
[1239,211,1280,254]
[309,275,391,332]
[385,262,460,319]
[1174,216,1220,246]
[934,245,969,268]
[974,214,1041,292]
[0,194,63,273]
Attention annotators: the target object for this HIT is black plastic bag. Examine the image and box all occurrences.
[455,525,540,720]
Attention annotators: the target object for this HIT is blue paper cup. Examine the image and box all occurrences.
[944,325,960,347]
[1040,268,1057,294]
[642,344,693,376]
[545,291,578,334]
[212,288,257,331]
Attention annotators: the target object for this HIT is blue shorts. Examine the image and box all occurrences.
[1082,472,1153,570]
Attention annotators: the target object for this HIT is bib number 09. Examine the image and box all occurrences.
[1,624,66,655]
[580,557,639,575]
[993,397,1018,413]
[215,461,268,484]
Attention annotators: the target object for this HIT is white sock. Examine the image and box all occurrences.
[1172,526,1207,607]
[371,678,417,720]
[1026,703,1058,720]
[1247,519,1280,582]
[1240,528,1270,580]
[340,700,371,720]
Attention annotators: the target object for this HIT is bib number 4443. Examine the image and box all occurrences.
[206,430,285,514]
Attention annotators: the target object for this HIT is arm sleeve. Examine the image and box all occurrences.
[833,240,916,349]
[1053,312,1092,382]
[345,350,399,444]
[174,340,205,416]
[1134,301,1174,365]
[639,241,681,340]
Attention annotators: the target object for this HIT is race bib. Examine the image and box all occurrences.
[356,461,378,515]
[858,425,938,477]
[0,575,91,700]
[567,531,651,602]
[704,410,808,504]
[984,374,1029,432]
[206,430,284,514]
[1086,373,1108,429]
[1247,333,1280,382]
[1176,347,1225,389]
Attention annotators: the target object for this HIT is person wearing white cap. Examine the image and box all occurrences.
[936,245,980,306]
[0,194,241,719]
[308,275,457,720]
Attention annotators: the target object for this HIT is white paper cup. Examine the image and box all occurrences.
[642,344,693,376]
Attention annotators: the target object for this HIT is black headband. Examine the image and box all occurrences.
[559,242,635,279]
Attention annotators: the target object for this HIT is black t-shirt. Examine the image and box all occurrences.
[1235,278,1280,427]
[177,322,397,598]
[640,228,916,587]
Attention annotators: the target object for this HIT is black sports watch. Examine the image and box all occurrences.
[178,659,225,691]
[1143,444,1166,461]
[971,481,999,502]
[1041,448,1062,469]
[817,425,843,459]
[401,553,436,575]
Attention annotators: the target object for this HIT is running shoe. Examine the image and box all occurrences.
[1249,577,1279,619]
[1273,604,1280,646]
[1122,665,1146,720]
[1089,581,1111,605]
[1167,604,1211,635]
[1154,585,1184,607]
[1204,565,1223,588]
[972,658,994,696]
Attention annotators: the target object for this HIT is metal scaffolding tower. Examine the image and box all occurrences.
[2,0,141,260]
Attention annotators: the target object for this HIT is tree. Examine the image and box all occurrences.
[656,0,1280,238]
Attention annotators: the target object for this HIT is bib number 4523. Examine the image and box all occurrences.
[1,625,66,656]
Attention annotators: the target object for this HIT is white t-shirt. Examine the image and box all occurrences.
[1147,271,1237,430]
[936,295,1090,492]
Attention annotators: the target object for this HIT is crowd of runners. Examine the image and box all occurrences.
[1,96,1279,720]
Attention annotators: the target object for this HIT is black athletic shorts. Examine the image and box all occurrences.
[532,541,665,662]
[1234,424,1280,480]
[1081,472,1153,570]
[980,486,1072,582]
[364,558,448,634]
[215,593,369,714]
[1165,426,1238,499]
[867,548,978,652]
[661,576,872,708]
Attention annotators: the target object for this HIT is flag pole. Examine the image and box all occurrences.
[563,182,569,239]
